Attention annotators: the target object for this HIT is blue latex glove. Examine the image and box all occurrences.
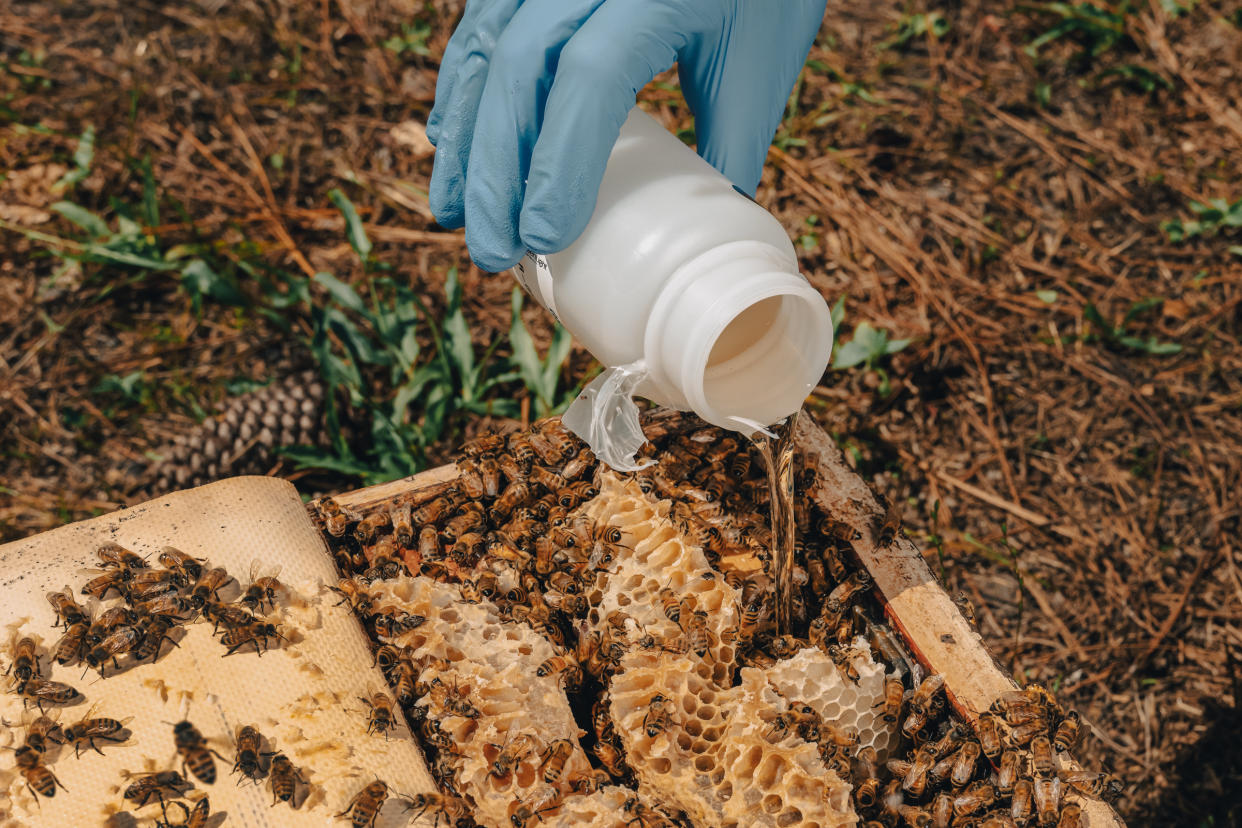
[427,0,827,272]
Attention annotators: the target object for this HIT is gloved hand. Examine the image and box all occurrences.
[427,0,827,273]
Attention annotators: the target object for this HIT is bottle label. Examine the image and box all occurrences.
[513,251,560,323]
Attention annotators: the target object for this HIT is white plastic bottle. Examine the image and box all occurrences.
[513,107,833,470]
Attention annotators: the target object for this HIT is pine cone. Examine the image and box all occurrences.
[149,370,326,494]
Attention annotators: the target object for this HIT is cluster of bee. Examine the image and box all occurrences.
[853,677,1122,827]
[118,720,307,821]
[313,415,1116,828]
[49,543,287,674]
[1,542,294,816]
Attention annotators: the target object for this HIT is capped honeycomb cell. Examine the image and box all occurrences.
[371,576,592,828]
[764,644,898,760]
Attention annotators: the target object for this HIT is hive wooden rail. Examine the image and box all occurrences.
[319,413,1125,827]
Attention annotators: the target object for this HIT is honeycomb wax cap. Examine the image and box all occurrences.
[644,240,833,435]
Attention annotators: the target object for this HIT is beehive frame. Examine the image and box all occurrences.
[318,411,1126,828]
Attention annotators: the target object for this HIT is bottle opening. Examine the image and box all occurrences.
[707,296,782,368]
[693,290,831,432]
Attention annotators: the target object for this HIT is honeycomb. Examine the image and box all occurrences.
[370,575,593,828]
[764,644,897,760]
[608,650,856,828]
[543,786,674,827]
[581,472,740,683]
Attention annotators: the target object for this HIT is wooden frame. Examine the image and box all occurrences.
[319,414,1125,827]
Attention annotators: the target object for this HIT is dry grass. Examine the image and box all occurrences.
[2,0,1240,822]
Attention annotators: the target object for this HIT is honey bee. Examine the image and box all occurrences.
[850,745,880,808]
[509,793,564,828]
[1056,803,1083,828]
[950,740,981,788]
[894,804,932,827]
[64,706,131,756]
[982,816,1020,828]
[537,418,577,457]
[318,496,352,537]
[18,675,80,710]
[130,565,190,592]
[642,694,674,738]
[81,568,129,599]
[1031,734,1055,775]
[240,561,284,612]
[897,745,936,796]
[409,792,470,827]
[47,588,88,628]
[188,567,234,609]
[490,480,530,519]
[267,752,307,805]
[354,510,392,544]
[875,496,903,546]
[1057,769,1120,799]
[997,749,1022,795]
[173,720,226,784]
[487,733,534,778]
[369,607,426,639]
[364,544,407,583]
[1011,778,1035,826]
[930,793,953,828]
[558,480,598,510]
[683,610,715,657]
[201,599,255,633]
[807,614,831,651]
[122,769,192,808]
[593,739,630,779]
[459,570,498,604]
[15,744,65,799]
[7,635,40,687]
[953,782,995,818]
[532,738,573,785]
[463,431,506,457]
[133,592,193,620]
[974,711,1003,759]
[1053,710,1081,752]
[927,722,966,760]
[329,578,375,614]
[23,714,66,753]
[233,724,267,782]
[338,779,393,828]
[359,692,400,738]
[391,660,419,707]
[158,547,205,581]
[418,526,444,562]
[536,655,583,691]
[1009,716,1049,748]
[155,797,211,828]
[569,768,612,794]
[1033,775,1062,827]
[875,675,905,723]
[622,796,679,827]
[96,542,148,570]
[220,620,284,656]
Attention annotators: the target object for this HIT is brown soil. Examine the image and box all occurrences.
[2,1,1239,823]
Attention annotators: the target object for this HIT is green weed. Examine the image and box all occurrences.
[1162,196,1242,242]
[880,12,951,50]
[383,21,432,57]
[1024,1,1133,61]
[1082,297,1182,355]
[830,297,913,394]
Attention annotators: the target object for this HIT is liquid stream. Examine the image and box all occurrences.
[748,409,801,637]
